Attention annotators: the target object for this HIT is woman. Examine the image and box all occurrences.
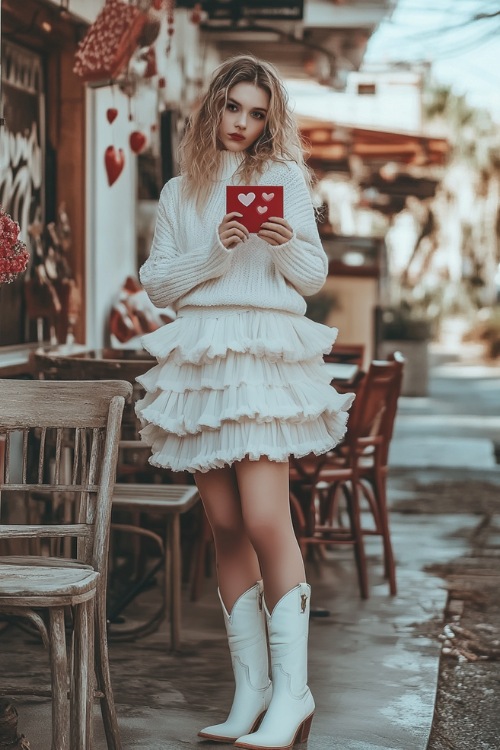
[136,54,354,750]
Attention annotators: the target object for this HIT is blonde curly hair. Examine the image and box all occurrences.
[179,54,313,209]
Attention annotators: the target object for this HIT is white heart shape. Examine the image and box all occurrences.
[262,192,274,202]
[238,192,256,207]
[257,205,268,214]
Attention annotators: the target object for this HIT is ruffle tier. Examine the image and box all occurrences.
[135,306,355,473]
[140,306,338,363]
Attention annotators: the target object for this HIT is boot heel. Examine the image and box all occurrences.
[298,712,314,742]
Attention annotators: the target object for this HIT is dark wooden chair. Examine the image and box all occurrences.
[290,352,404,598]
[0,379,132,750]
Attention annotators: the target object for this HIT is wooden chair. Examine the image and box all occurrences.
[290,352,404,598]
[32,350,203,645]
[0,379,132,750]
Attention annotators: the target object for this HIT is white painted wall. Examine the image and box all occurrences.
[46,0,105,23]
[86,86,137,348]
[304,0,393,29]
[288,68,424,133]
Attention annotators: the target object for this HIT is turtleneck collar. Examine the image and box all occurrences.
[217,150,245,181]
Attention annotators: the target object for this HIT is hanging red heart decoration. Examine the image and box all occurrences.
[105,145,125,186]
[106,107,118,124]
[144,46,158,78]
[152,0,163,8]
[191,3,203,24]
[129,130,147,154]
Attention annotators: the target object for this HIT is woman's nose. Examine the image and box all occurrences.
[235,112,247,129]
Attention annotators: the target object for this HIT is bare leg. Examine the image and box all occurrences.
[195,465,261,611]
[234,457,305,611]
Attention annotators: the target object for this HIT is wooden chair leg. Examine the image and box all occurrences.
[345,481,369,599]
[49,607,70,750]
[87,598,95,750]
[70,598,93,750]
[373,471,397,596]
[94,593,123,750]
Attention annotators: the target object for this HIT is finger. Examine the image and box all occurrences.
[258,230,287,245]
[223,212,244,222]
[267,217,292,228]
[226,221,250,236]
[221,222,249,239]
[221,228,246,242]
[259,221,292,236]
[231,227,248,241]
[258,227,292,241]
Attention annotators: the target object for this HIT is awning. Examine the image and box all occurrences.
[297,115,450,168]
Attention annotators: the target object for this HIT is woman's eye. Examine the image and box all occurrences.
[227,103,238,112]
[252,112,264,120]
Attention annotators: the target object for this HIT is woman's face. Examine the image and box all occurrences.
[218,82,270,152]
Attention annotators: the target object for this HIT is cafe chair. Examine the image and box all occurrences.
[0,379,132,750]
[289,352,404,598]
[32,349,202,649]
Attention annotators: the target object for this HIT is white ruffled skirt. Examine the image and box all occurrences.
[135,306,355,474]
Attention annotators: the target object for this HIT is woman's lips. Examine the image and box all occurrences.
[228,133,245,141]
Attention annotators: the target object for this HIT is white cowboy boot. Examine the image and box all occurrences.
[235,583,315,750]
[198,581,272,743]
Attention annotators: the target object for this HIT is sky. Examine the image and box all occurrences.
[364,0,500,120]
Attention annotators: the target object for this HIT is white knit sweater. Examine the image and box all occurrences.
[139,152,328,316]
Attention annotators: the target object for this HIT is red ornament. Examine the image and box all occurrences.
[144,46,157,78]
[73,0,147,83]
[152,0,163,8]
[106,107,118,124]
[191,3,202,24]
[158,76,166,89]
[129,130,147,154]
[105,145,125,186]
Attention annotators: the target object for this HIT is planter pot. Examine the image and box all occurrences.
[379,339,429,397]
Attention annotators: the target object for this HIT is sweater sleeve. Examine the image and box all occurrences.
[265,162,328,296]
[139,181,232,308]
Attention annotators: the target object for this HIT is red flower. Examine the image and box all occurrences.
[0,206,30,284]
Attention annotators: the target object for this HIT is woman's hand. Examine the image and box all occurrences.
[257,217,293,247]
[218,212,250,249]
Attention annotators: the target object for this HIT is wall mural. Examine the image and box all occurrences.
[0,41,45,345]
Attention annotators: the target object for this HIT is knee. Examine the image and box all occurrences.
[244,518,293,558]
[209,516,247,552]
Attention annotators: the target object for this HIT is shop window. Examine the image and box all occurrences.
[0,42,45,346]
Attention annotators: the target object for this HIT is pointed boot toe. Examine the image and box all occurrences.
[235,583,315,750]
[198,582,271,743]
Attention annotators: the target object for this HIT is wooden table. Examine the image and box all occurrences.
[110,483,200,652]
[324,362,359,385]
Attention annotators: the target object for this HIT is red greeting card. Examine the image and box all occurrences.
[226,186,284,233]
